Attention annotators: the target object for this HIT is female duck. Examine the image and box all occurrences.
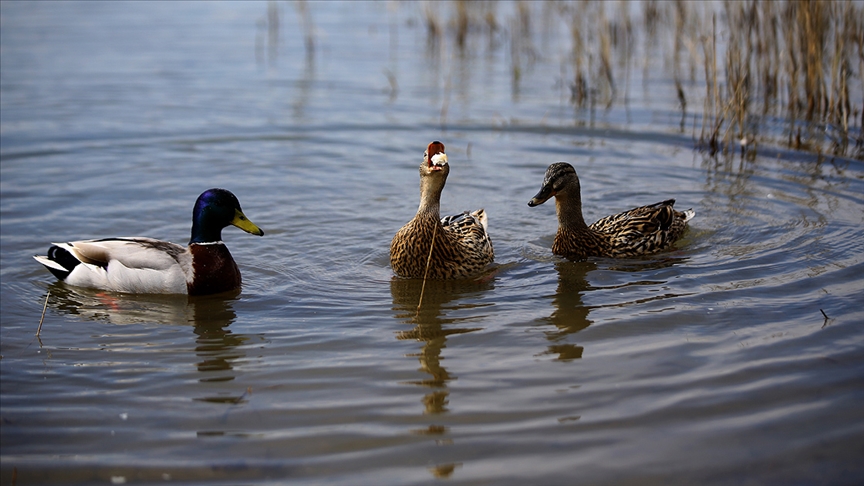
[390,141,494,279]
[34,188,264,295]
[528,162,693,259]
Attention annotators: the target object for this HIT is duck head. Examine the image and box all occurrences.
[420,140,450,178]
[528,162,581,207]
[190,188,264,244]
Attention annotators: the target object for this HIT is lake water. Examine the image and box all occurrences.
[2,2,863,485]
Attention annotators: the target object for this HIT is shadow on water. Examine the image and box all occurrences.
[39,283,251,404]
[389,277,492,479]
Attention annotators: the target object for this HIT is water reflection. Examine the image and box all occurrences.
[390,278,489,414]
[390,277,490,479]
[542,256,692,360]
[42,282,197,326]
[540,262,595,361]
[39,284,250,402]
[190,297,245,385]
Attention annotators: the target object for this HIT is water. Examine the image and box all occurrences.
[2,2,863,485]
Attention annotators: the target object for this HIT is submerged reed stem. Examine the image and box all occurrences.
[36,290,49,337]
[416,223,437,314]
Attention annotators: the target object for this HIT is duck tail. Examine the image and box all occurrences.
[472,208,488,232]
[34,244,81,280]
[681,208,696,222]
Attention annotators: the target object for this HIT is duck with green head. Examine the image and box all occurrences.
[34,188,264,295]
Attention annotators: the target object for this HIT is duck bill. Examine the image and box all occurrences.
[528,185,554,207]
[232,209,264,236]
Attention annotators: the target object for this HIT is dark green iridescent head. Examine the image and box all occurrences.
[189,188,264,244]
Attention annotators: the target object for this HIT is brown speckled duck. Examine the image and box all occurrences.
[528,162,694,260]
[390,141,494,279]
[34,189,264,295]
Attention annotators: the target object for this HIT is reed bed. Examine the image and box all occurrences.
[418,0,863,159]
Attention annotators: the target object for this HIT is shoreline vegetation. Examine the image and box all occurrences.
[411,0,863,160]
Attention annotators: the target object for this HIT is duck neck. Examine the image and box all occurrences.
[190,218,223,244]
[416,177,443,223]
[555,193,589,232]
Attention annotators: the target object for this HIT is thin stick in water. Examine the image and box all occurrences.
[417,223,438,313]
[820,308,832,329]
[36,290,50,336]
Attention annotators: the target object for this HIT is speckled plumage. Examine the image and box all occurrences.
[528,162,694,260]
[390,141,494,279]
[34,189,264,295]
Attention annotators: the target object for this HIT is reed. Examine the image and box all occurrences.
[558,1,618,110]
[36,290,49,337]
[294,0,315,57]
[695,0,862,157]
[413,0,862,159]
[416,223,437,315]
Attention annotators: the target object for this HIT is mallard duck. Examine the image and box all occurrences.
[390,141,494,279]
[528,162,694,259]
[34,188,264,295]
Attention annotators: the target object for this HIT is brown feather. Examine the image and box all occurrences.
[391,141,494,279]
[188,243,241,295]
[530,163,693,260]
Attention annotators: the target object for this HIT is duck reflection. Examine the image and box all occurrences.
[40,283,249,401]
[391,277,489,480]
[543,255,691,360]
[390,278,490,415]
[43,282,198,325]
[542,261,595,361]
[189,295,244,383]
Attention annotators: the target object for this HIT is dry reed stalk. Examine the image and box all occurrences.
[510,15,522,91]
[36,290,49,336]
[233,386,253,404]
[294,0,315,57]
[425,0,861,158]
[757,0,780,115]
[455,0,469,50]
[598,3,615,108]
[618,0,633,108]
[424,2,443,47]
[673,1,687,116]
[699,13,723,154]
[416,223,437,314]
[569,3,587,106]
[484,6,499,52]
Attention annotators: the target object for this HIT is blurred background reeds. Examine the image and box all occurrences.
[411,0,862,159]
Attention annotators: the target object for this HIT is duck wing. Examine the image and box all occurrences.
[34,238,192,293]
[441,209,492,246]
[590,199,677,237]
[587,199,694,257]
[66,238,187,269]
